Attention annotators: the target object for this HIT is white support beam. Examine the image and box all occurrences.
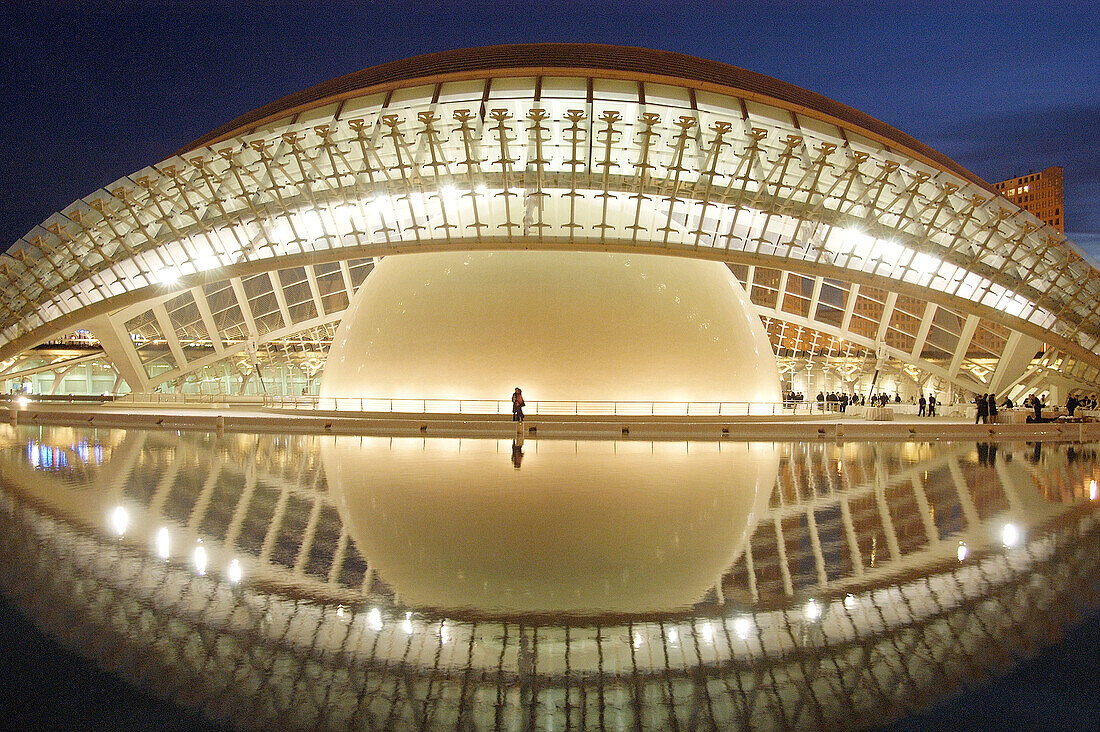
[989,331,1043,394]
[873,476,902,563]
[48,362,80,394]
[293,499,325,576]
[839,497,864,577]
[752,301,972,390]
[186,459,224,534]
[229,277,259,340]
[153,303,188,371]
[947,457,982,531]
[304,264,326,317]
[268,270,293,329]
[993,453,1027,515]
[112,290,179,325]
[190,286,225,354]
[327,529,351,585]
[910,303,936,360]
[224,465,257,549]
[338,260,355,301]
[840,283,859,332]
[806,276,824,320]
[1,351,104,381]
[743,542,759,603]
[143,310,343,389]
[774,270,790,313]
[874,291,898,344]
[909,474,940,545]
[85,313,149,393]
[101,431,148,502]
[772,517,795,597]
[147,455,183,519]
[948,315,981,379]
[259,484,292,564]
[805,506,829,587]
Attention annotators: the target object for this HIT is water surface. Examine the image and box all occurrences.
[0,425,1097,729]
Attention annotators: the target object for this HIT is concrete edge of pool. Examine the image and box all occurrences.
[6,402,1100,441]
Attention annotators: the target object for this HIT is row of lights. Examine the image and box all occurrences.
[802,523,1029,625]
[150,184,514,284]
[109,506,243,585]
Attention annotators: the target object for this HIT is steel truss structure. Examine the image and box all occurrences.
[2,45,1097,400]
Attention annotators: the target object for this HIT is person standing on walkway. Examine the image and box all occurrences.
[928,394,937,417]
[512,387,525,422]
[919,394,927,417]
[976,393,988,424]
[987,393,998,423]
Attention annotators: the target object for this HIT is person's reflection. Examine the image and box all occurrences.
[1028,441,1043,464]
[976,442,999,466]
[511,435,524,470]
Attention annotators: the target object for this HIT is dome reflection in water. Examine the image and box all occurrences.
[321,437,778,615]
[0,425,1098,730]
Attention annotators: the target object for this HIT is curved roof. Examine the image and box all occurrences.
[181,43,993,193]
[4,44,1095,402]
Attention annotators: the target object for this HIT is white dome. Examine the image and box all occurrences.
[320,250,779,405]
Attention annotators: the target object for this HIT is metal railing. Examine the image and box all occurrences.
[1,393,115,405]
[113,393,265,405]
[261,394,851,417]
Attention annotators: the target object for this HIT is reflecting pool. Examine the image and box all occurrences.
[0,425,1098,730]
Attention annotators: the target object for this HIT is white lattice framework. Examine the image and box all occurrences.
[3,47,1097,397]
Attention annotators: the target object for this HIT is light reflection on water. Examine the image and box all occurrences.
[0,425,1098,730]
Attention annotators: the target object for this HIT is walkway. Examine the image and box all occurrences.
[6,400,1098,441]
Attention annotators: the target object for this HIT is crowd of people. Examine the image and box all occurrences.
[782,387,1100,423]
[1068,394,1099,412]
[973,393,999,424]
[815,392,860,412]
[782,390,807,405]
[974,392,1098,423]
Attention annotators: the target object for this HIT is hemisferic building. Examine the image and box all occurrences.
[2,45,1096,412]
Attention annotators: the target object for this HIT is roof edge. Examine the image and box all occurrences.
[179,43,993,193]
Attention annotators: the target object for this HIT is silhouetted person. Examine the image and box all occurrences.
[512,387,525,422]
[919,394,926,417]
[928,394,937,417]
[1032,395,1042,423]
[987,393,997,422]
[976,393,988,424]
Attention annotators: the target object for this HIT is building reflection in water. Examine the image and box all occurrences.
[0,425,1097,730]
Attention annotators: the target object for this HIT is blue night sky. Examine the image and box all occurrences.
[1,0,1098,256]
